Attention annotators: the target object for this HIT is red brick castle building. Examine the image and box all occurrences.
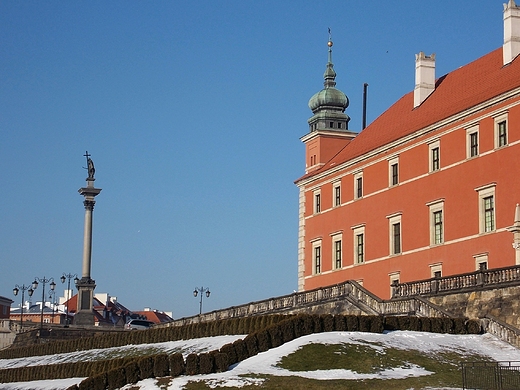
[295,1,520,299]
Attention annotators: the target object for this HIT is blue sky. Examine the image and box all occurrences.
[0,1,505,318]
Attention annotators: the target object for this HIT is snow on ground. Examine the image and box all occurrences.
[2,331,520,390]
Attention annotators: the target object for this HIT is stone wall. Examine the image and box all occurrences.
[426,285,520,328]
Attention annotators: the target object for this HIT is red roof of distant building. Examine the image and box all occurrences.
[297,48,520,182]
[133,310,173,324]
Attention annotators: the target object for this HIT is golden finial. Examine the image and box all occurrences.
[328,28,333,47]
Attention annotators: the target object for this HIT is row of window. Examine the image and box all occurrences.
[311,185,496,274]
[312,116,508,214]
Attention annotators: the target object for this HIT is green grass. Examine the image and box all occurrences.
[178,341,495,389]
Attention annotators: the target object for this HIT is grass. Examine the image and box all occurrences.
[178,340,495,389]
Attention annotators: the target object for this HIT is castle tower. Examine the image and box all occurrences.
[301,32,357,174]
[74,151,101,326]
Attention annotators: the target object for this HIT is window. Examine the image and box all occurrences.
[483,196,495,232]
[334,239,342,269]
[427,199,444,245]
[314,190,321,214]
[498,121,507,147]
[356,234,364,263]
[466,125,479,158]
[387,213,402,255]
[392,223,401,254]
[433,211,443,244]
[430,264,442,278]
[352,225,365,264]
[476,184,496,234]
[388,156,399,186]
[474,253,488,271]
[429,140,440,172]
[312,241,322,274]
[354,172,363,199]
[330,121,334,128]
[494,112,508,148]
[389,272,400,297]
[333,182,341,207]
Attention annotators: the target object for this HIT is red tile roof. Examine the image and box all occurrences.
[297,48,520,182]
[133,310,173,324]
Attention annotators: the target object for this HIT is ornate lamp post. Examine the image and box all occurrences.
[193,286,211,315]
[32,277,56,332]
[48,290,56,323]
[60,273,78,327]
[13,284,34,330]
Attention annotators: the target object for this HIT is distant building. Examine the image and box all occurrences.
[295,1,520,298]
[132,308,173,324]
[0,295,14,349]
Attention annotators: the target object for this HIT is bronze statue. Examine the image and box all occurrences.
[84,151,95,179]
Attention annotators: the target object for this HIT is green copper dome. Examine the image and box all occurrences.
[308,42,349,114]
[307,38,351,132]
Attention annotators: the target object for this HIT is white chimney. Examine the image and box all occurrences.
[504,0,520,65]
[414,52,436,108]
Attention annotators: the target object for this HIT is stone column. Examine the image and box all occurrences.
[75,156,101,326]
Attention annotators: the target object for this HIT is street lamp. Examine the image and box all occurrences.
[48,290,56,323]
[60,273,78,327]
[193,286,210,315]
[13,284,34,330]
[32,277,56,332]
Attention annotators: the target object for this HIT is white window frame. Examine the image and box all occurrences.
[387,213,402,255]
[466,125,479,158]
[388,156,399,187]
[476,183,496,234]
[494,112,508,149]
[474,253,488,271]
[429,140,440,172]
[389,272,400,297]
[333,181,341,208]
[427,199,445,246]
[352,224,366,264]
[313,189,321,214]
[331,232,343,270]
[430,263,442,278]
[311,239,322,275]
[354,171,363,199]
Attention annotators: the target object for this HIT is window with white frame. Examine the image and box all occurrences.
[387,213,402,255]
[494,112,508,148]
[331,233,342,269]
[388,156,399,186]
[427,199,444,245]
[466,125,479,158]
[312,240,322,274]
[430,263,442,278]
[474,253,488,271]
[476,184,496,233]
[429,140,440,172]
[354,172,363,199]
[333,181,341,207]
[389,272,400,297]
[313,189,321,214]
[352,224,365,264]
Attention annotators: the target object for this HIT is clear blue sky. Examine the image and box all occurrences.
[0,1,504,318]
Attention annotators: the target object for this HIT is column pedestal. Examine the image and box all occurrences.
[74,278,96,326]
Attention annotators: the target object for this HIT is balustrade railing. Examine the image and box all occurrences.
[160,279,453,328]
[393,264,520,298]
[484,315,520,349]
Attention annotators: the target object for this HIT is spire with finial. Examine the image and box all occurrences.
[307,28,350,132]
[324,28,337,88]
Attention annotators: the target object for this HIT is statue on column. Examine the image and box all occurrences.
[84,151,95,179]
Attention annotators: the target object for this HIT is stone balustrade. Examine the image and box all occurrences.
[392,264,520,298]
[159,280,450,328]
[484,315,520,349]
